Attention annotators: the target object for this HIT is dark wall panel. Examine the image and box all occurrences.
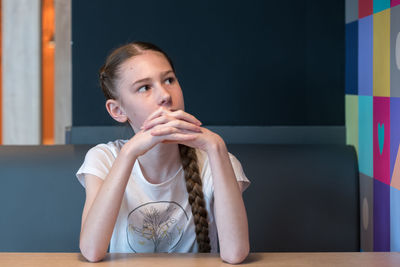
[72,0,344,126]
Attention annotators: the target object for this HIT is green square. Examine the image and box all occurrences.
[346,94,359,155]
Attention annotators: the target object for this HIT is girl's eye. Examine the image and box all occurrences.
[165,77,175,85]
[138,85,150,92]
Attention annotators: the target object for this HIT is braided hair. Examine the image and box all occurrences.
[179,144,211,252]
[99,41,211,252]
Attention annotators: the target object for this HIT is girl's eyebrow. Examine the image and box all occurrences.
[161,70,174,76]
[131,70,174,87]
[132,77,151,87]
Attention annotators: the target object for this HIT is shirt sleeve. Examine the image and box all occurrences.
[228,152,251,191]
[76,144,116,188]
[201,151,251,200]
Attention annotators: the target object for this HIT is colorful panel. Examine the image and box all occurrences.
[359,0,373,18]
[346,21,359,95]
[391,98,400,179]
[391,186,400,251]
[347,1,400,253]
[346,0,359,23]
[358,15,373,96]
[391,5,400,97]
[359,96,373,177]
[346,95,359,155]
[373,9,391,97]
[392,0,400,7]
[374,0,391,13]
[360,173,374,252]
[391,144,400,191]
[373,179,391,251]
[373,97,390,185]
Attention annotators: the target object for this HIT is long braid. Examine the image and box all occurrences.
[178,144,211,252]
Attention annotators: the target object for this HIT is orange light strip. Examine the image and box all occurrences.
[41,0,55,145]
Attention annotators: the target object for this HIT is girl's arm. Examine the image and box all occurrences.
[142,108,250,264]
[79,146,137,262]
[206,138,250,264]
[79,115,199,262]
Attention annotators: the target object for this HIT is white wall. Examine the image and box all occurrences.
[2,0,41,144]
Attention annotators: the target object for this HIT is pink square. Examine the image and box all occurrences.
[392,0,400,7]
[374,97,391,185]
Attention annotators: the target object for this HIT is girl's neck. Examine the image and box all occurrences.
[137,143,182,184]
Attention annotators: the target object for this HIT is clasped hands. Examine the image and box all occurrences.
[139,107,223,153]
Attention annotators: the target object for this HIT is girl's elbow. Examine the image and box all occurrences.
[80,241,106,262]
[221,245,250,264]
[80,248,106,262]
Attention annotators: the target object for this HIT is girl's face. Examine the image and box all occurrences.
[115,51,185,132]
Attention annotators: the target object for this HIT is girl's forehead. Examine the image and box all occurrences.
[117,51,173,88]
[121,51,171,75]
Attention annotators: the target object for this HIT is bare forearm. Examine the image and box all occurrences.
[206,141,249,264]
[80,148,137,261]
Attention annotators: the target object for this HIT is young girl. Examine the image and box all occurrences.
[76,42,250,264]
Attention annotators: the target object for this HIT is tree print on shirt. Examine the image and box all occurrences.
[126,201,188,252]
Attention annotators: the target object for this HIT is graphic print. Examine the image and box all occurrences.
[126,201,188,252]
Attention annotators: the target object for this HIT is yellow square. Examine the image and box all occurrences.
[373,9,390,97]
[346,94,359,156]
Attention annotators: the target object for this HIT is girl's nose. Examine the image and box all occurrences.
[157,85,172,106]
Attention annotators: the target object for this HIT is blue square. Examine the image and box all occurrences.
[346,21,358,95]
[391,186,400,251]
[358,15,373,96]
[391,98,400,179]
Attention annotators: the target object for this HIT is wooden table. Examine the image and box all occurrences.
[1,252,400,266]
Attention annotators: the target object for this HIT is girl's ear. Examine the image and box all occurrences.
[105,99,128,123]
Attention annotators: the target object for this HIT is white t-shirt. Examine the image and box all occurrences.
[76,139,250,253]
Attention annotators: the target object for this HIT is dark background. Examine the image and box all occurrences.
[72,0,344,126]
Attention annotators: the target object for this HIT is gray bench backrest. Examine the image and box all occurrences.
[0,145,90,252]
[0,144,359,252]
[230,144,359,252]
